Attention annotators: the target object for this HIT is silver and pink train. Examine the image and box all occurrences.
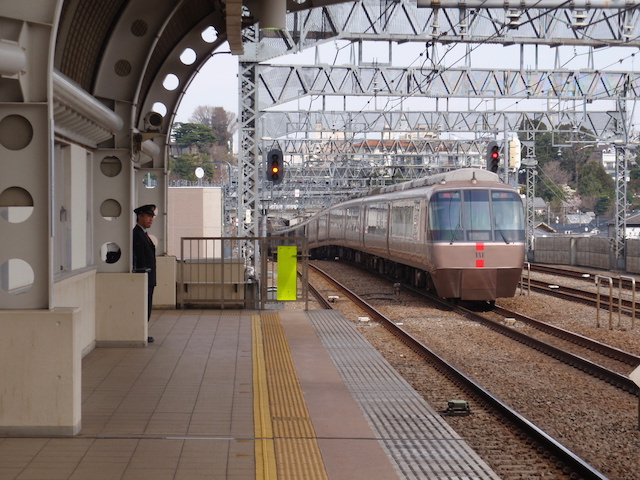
[276,168,526,302]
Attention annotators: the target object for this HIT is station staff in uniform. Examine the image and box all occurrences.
[133,204,157,343]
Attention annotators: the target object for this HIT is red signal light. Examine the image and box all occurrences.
[487,142,500,173]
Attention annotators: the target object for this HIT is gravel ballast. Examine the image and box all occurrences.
[304,260,640,480]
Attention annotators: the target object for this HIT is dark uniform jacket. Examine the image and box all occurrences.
[132,224,156,287]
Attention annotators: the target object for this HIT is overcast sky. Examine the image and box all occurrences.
[174,49,240,123]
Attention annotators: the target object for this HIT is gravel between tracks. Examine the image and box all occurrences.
[300,260,640,480]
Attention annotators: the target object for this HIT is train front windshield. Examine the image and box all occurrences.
[429,189,524,243]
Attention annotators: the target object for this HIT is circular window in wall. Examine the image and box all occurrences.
[0,186,34,223]
[151,102,167,117]
[201,26,218,43]
[0,114,33,150]
[148,233,158,247]
[180,48,196,65]
[0,258,34,294]
[100,199,122,221]
[100,242,121,264]
[163,73,179,91]
[100,156,122,177]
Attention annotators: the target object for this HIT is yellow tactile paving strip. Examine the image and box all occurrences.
[253,314,329,480]
[252,314,278,479]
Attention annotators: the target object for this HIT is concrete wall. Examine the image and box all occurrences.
[534,236,640,272]
[155,256,176,308]
[53,268,97,357]
[167,187,223,258]
[574,236,612,270]
[95,273,148,347]
[626,239,640,273]
[0,308,81,435]
[533,237,572,265]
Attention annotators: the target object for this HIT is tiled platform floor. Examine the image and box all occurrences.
[0,309,398,480]
[0,308,499,480]
[0,310,255,480]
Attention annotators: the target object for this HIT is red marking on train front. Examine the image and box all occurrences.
[476,259,485,268]
[476,242,485,251]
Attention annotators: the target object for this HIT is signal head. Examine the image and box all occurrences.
[486,141,500,173]
[266,149,284,183]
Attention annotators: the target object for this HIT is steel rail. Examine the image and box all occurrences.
[456,302,639,395]
[528,278,640,315]
[307,281,334,310]
[405,284,639,395]
[530,264,601,281]
[491,305,640,366]
[308,264,611,480]
[531,264,640,291]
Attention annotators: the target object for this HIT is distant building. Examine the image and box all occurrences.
[534,222,556,236]
[602,147,616,176]
[566,212,594,225]
[607,212,640,239]
[167,187,224,257]
[533,197,547,216]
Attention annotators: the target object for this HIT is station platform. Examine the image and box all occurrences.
[0,308,500,480]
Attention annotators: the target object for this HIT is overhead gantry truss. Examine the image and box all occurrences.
[238,0,640,237]
[259,0,640,61]
[257,65,640,107]
[261,110,626,141]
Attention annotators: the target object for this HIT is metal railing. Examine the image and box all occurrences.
[594,275,614,329]
[177,236,308,309]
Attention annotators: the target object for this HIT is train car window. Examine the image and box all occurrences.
[429,189,524,243]
[366,203,388,236]
[428,191,462,241]
[492,191,525,242]
[308,218,317,240]
[330,208,346,240]
[391,204,415,238]
[318,215,327,239]
[347,206,360,233]
[464,190,491,241]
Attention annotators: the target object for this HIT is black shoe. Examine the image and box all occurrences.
[147,336,154,343]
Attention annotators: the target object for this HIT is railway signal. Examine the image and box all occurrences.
[266,149,283,183]
[486,141,500,173]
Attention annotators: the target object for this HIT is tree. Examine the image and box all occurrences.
[172,122,216,152]
[550,124,597,188]
[577,159,614,215]
[537,160,568,204]
[518,119,558,167]
[168,153,209,182]
[170,107,238,183]
[190,106,237,148]
[628,163,640,210]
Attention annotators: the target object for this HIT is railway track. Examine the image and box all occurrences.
[312,260,640,394]
[491,304,640,368]
[529,264,640,292]
[529,264,602,282]
[466,301,639,395]
[527,277,633,310]
[407,291,639,396]
[308,263,611,480]
[524,265,639,328]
